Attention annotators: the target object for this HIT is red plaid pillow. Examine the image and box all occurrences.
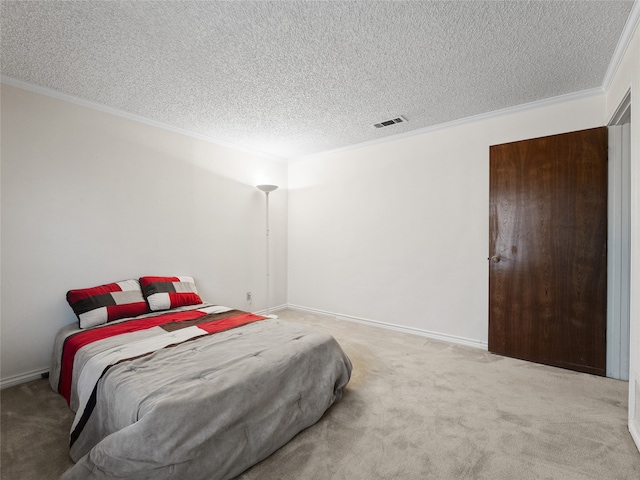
[139,276,203,311]
[66,279,149,329]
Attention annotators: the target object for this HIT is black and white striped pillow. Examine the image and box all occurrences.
[139,276,203,311]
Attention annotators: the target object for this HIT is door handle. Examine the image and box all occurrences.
[490,256,501,263]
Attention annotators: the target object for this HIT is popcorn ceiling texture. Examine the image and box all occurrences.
[0,1,634,160]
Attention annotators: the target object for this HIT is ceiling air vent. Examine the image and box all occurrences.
[374,115,407,129]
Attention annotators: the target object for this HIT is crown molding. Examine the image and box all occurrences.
[602,0,640,91]
[291,87,605,162]
[0,75,609,165]
[0,75,286,163]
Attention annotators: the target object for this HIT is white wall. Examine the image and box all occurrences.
[288,94,605,347]
[0,84,288,386]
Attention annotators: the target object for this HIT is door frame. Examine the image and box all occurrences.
[608,91,631,380]
[615,73,640,451]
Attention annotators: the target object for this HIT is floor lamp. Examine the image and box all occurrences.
[256,184,278,318]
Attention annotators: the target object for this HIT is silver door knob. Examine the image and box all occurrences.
[490,256,500,263]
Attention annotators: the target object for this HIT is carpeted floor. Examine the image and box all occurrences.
[2,308,639,479]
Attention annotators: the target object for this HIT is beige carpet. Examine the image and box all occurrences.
[2,309,639,479]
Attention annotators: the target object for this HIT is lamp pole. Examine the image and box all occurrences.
[256,184,278,318]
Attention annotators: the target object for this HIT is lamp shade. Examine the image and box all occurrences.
[256,184,278,193]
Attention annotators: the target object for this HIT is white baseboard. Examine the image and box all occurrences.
[630,418,640,453]
[286,304,488,350]
[631,375,640,453]
[1,368,49,389]
[253,304,287,317]
[0,303,485,389]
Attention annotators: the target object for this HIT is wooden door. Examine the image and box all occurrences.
[489,127,608,376]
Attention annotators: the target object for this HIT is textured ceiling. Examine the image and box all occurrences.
[0,1,635,160]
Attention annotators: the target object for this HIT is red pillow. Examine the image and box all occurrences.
[139,276,202,311]
[67,279,149,329]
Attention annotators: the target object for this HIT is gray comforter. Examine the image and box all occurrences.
[51,314,352,479]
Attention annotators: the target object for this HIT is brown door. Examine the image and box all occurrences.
[489,127,607,376]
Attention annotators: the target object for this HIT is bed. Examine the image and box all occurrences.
[49,277,352,480]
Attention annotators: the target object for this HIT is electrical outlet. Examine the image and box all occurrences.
[246,292,252,304]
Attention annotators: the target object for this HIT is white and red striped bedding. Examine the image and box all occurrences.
[50,303,352,480]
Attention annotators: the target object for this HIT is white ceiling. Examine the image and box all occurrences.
[0,1,636,160]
